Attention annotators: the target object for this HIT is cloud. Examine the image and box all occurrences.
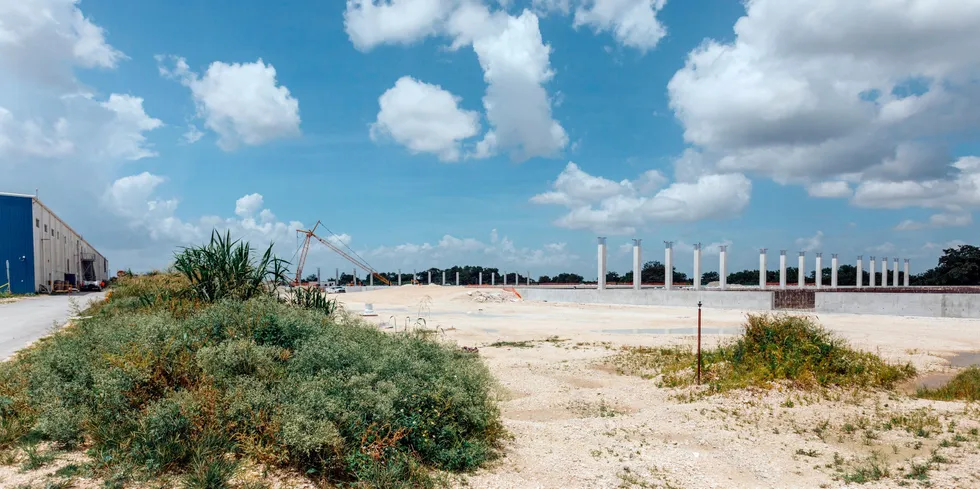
[350,2,567,161]
[158,56,301,150]
[851,156,980,211]
[370,76,480,161]
[666,0,980,209]
[532,162,751,234]
[806,181,852,198]
[573,0,668,51]
[182,125,204,144]
[100,94,164,160]
[0,0,126,88]
[894,212,973,231]
[795,231,824,253]
[235,193,264,218]
[344,0,454,51]
[367,229,578,269]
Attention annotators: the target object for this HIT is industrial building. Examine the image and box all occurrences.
[0,192,109,294]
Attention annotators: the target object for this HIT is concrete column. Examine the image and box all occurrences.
[597,237,608,291]
[759,249,767,289]
[831,254,839,288]
[456,271,460,286]
[693,243,702,290]
[398,269,402,286]
[904,259,910,287]
[336,268,340,282]
[632,239,642,290]
[719,245,727,291]
[893,259,899,287]
[526,272,530,286]
[442,271,446,285]
[869,257,876,287]
[856,256,863,288]
[514,272,519,285]
[491,272,495,286]
[881,257,888,288]
[798,252,806,288]
[664,241,674,290]
[370,273,373,286]
[479,272,483,286]
[815,253,823,288]
[779,250,787,288]
[354,268,357,285]
[503,273,507,286]
[428,270,432,285]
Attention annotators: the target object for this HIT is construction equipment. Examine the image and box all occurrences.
[294,221,391,287]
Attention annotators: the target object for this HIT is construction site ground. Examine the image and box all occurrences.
[340,285,980,489]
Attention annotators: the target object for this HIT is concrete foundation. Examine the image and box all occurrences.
[516,287,774,310]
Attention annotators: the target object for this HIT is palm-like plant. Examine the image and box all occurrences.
[173,230,289,302]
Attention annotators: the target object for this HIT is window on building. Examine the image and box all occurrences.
[44,224,47,232]
[67,259,69,270]
[36,219,40,228]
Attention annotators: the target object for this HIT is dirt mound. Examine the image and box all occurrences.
[463,290,517,303]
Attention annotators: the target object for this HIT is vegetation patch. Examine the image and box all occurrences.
[917,367,980,402]
[486,341,535,349]
[0,232,502,488]
[610,314,916,393]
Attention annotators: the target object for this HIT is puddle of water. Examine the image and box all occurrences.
[948,351,980,367]
[596,328,742,335]
[905,373,956,392]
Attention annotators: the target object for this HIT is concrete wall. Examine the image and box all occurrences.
[343,286,391,293]
[815,292,980,319]
[515,287,775,311]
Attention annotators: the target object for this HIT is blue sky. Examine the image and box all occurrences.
[2,0,977,278]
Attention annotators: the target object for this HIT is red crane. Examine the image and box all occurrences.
[294,221,391,286]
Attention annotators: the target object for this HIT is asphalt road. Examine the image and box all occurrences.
[0,292,105,360]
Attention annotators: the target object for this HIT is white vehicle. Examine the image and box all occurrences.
[324,286,346,294]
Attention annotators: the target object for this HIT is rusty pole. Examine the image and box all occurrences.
[697,300,702,385]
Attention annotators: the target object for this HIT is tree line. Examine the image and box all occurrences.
[305,244,978,287]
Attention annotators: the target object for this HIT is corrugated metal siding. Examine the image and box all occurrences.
[0,195,35,294]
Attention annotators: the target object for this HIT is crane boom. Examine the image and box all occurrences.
[293,221,390,286]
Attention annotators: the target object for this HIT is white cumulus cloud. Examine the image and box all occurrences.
[158,55,301,151]
[573,0,667,51]
[532,162,751,235]
[371,76,480,161]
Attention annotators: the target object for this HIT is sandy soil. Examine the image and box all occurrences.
[341,286,980,489]
[3,285,978,488]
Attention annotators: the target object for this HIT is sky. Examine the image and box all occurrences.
[2,0,978,279]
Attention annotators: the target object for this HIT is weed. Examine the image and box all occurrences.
[610,315,914,392]
[795,448,819,457]
[54,463,81,477]
[905,460,930,481]
[918,367,980,401]
[840,450,890,483]
[21,444,54,471]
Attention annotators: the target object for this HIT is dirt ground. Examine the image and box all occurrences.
[3,285,978,489]
[343,286,980,489]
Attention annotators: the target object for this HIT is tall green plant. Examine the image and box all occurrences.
[173,231,289,303]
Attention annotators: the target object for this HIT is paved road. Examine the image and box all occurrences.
[0,292,105,359]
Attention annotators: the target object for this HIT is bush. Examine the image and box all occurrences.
[0,297,501,487]
[918,367,980,401]
[611,314,916,392]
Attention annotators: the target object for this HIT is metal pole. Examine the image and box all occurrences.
[697,300,702,385]
[5,260,10,293]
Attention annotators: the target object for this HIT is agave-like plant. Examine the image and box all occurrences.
[173,230,289,303]
[289,286,337,315]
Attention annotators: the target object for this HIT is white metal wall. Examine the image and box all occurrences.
[31,199,108,292]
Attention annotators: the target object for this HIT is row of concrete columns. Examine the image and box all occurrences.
[389,269,530,286]
[597,238,913,290]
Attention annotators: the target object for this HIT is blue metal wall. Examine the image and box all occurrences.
[0,195,35,294]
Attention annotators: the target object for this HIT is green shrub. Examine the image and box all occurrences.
[611,314,916,392]
[0,297,501,486]
[918,367,980,401]
[173,231,287,303]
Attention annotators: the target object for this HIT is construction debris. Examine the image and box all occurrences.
[467,291,513,303]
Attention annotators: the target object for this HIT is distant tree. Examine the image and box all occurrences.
[303,273,319,283]
[701,271,720,284]
[552,273,584,284]
[640,261,688,284]
[915,245,980,285]
[606,271,621,284]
